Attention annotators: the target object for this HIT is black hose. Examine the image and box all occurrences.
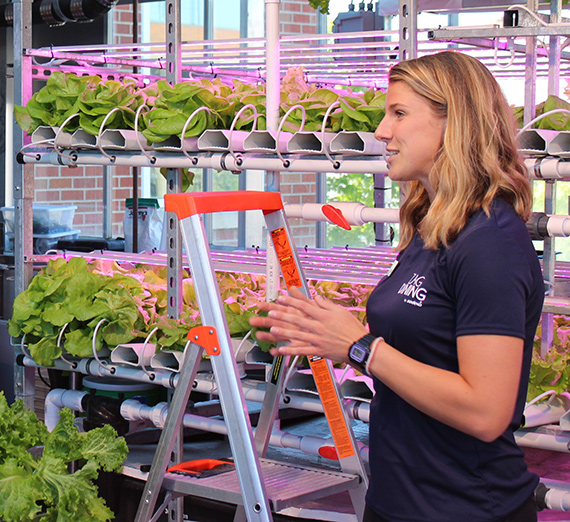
[0,0,119,28]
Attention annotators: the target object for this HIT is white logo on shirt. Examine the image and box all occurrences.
[398,273,427,307]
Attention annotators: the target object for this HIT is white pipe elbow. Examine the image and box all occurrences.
[44,388,89,432]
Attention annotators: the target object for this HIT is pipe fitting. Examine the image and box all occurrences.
[44,388,89,431]
[527,212,550,240]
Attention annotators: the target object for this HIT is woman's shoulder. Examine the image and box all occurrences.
[458,198,525,241]
[447,198,538,272]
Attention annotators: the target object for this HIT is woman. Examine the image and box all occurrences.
[250,51,544,522]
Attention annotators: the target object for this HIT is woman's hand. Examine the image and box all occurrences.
[249,286,369,362]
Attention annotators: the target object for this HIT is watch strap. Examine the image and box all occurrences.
[348,334,377,374]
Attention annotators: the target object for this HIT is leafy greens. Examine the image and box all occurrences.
[9,257,373,366]
[0,393,128,522]
[15,70,386,143]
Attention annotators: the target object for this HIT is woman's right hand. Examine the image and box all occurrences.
[249,297,302,347]
[249,286,369,362]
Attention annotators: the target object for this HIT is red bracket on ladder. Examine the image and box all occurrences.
[187,326,221,357]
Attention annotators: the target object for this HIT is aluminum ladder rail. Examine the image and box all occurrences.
[135,190,368,522]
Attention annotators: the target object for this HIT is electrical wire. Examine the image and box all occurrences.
[506,5,548,26]
[37,367,52,389]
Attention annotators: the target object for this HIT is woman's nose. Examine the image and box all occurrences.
[374,117,390,142]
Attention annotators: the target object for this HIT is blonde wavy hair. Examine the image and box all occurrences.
[390,51,532,251]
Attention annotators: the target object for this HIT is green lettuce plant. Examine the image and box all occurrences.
[529,315,570,400]
[513,94,570,130]
[9,257,374,366]
[0,392,128,522]
[141,79,229,143]
[15,70,386,143]
[8,257,149,366]
[14,71,101,135]
[77,77,150,136]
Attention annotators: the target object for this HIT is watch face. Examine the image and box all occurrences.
[350,345,367,363]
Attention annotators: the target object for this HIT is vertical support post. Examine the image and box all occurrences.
[238,172,247,249]
[12,0,35,408]
[523,0,538,125]
[102,167,113,238]
[398,0,417,61]
[166,0,183,320]
[204,0,214,39]
[315,172,326,248]
[542,180,556,357]
[540,0,558,357]
[264,0,280,139]
[374,173,389,246]
[165,3,184,521]
[548,0,561,96]
[131,0,140,252]
[264,0,281,301]
[240,0,248,38]
[397,0,417,209]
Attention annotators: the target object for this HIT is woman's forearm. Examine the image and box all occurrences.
[367,335,524,442]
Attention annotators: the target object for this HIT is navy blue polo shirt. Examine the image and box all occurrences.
[365,198,544,522]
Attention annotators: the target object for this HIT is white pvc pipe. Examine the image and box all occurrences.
[544,487,570,511]
[23,356,371,423]
[21,150,390,175]
[264,0,280,133]
[120,398,370,463]
[284,202,399,226]
[344,399,371,424]
[190,373,371,422]
[542,478,570,492]
[525,157,570,180]
[22,355,179,389]
[514,430,570,452]
[44,388,89,431]
[546,214,570,237]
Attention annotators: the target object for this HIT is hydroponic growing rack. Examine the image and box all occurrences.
[11,0,570,519]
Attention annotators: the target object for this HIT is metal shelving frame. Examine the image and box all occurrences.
[11,0,570,518]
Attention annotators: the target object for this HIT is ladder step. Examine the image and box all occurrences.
[161,458,361,512]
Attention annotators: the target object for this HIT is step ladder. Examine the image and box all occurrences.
[134,191,368,522]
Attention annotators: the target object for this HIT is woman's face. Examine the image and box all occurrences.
[375,81,446,198]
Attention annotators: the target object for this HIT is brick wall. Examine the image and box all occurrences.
[279,0,318,36]
[112,3,138,41]
[280,172,318,248]
[33,164,135,239]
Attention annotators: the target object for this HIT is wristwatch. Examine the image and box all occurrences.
[347,334,376,375]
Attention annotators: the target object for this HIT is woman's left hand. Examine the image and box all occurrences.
[249,286,369,362]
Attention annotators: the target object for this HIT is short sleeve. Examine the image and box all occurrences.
[449,226,532,339]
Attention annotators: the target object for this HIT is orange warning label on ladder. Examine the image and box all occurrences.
[271,227,303,288]
[309,356,356,460]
